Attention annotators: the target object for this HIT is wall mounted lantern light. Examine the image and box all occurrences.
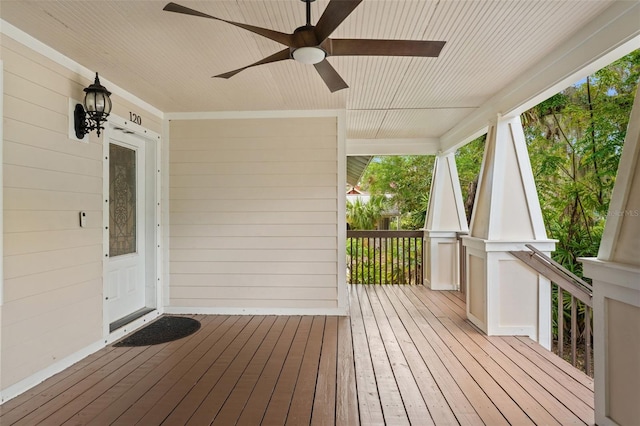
[74,72,112,138]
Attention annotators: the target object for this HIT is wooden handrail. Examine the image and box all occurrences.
[347,230,423,238]
[510,245,592,306]
[509,245,593,376]
[525,244,592,294]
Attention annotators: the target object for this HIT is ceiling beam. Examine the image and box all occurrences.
[440,0,640,153]
[346,138,439,156]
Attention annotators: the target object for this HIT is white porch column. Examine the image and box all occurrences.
[424,153,468,290]
[463,115,555,348]
[581,91,640,426]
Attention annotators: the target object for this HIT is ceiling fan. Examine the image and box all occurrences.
[163,0,446,93]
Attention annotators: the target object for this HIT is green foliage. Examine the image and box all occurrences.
[360,156,435,229]
[346,195,389,230]
[523,50,639,349]
[455,135,486,222]
[551,286,592,342]
[524,50,640,277]
[346,237,422,284]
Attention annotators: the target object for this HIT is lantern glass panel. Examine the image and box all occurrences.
[84,92,97,112]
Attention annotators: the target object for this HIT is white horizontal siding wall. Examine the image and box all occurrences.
[0,34,162,393]
[168,116,342,313]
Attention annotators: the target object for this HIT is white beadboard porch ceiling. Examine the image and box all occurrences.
[0,0,635,144]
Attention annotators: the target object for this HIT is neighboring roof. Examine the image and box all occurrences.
[346,156,372,186]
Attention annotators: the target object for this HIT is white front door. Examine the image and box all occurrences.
[106,132,146,324]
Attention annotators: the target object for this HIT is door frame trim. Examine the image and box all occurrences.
[102,115,163,343]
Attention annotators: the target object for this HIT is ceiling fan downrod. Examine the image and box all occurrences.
[303,0,315,27]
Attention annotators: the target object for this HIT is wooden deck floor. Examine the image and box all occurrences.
[0,284,594,425]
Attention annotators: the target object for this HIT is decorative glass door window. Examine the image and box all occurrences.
[109,143,137,257]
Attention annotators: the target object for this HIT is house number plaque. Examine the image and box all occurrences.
[129,112,142,126]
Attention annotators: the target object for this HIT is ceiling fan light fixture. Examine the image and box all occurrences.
[292,46,326,64]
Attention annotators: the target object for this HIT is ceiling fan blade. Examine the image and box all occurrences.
[314,0,363,43]
[326,39,446,57]
[314,59,348,93]
[164,3,294,47]
[214,48,291,79]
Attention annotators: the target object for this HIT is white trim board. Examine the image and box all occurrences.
[0,19,164,119]
[0,339,104,403]
[0,59,4,307]
[102,115,163,339]
[164,307,349,316]
[161,119,171,309]
[0,308,161,403]
[346,138,440,156]
[165,109,345,120]
[337,110,348,312]
[0,59,4,394]
[105,309,163,346]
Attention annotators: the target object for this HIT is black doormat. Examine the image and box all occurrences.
[114,316,201,347]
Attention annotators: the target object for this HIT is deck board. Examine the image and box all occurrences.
[77,315,224,425]
[233,316,302,425]
[0,346,126,423]
[213,316,299,425]
[418,289,579,424]
[348,286,386,425]
[395,287,511,425]
[379,286,483,426]
[425,289,592,422]
[408,287,537,425]
[367,286,433,425]
[164,315,270,424]
[0,284,595,425]
[12,347,152,426]
[356,285,410,425]
[260,316,313,425]
[126,315,251,425]
[186,316,281,425]
[335,317,359,426]
[311,316,338,426]
[285,316,325,426]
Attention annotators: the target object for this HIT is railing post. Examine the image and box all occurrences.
[570,296,577,367]
[423,230,461,290]
[581,89,640,425]
[463,116,555,348]
[457,231,468,294]
[582,260,640,425]
[423,153,469,290]
[349,237,354,284]
[557,286,564,359]
[585,306,592,377]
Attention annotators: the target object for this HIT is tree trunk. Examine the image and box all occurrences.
[465,177,478,225]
